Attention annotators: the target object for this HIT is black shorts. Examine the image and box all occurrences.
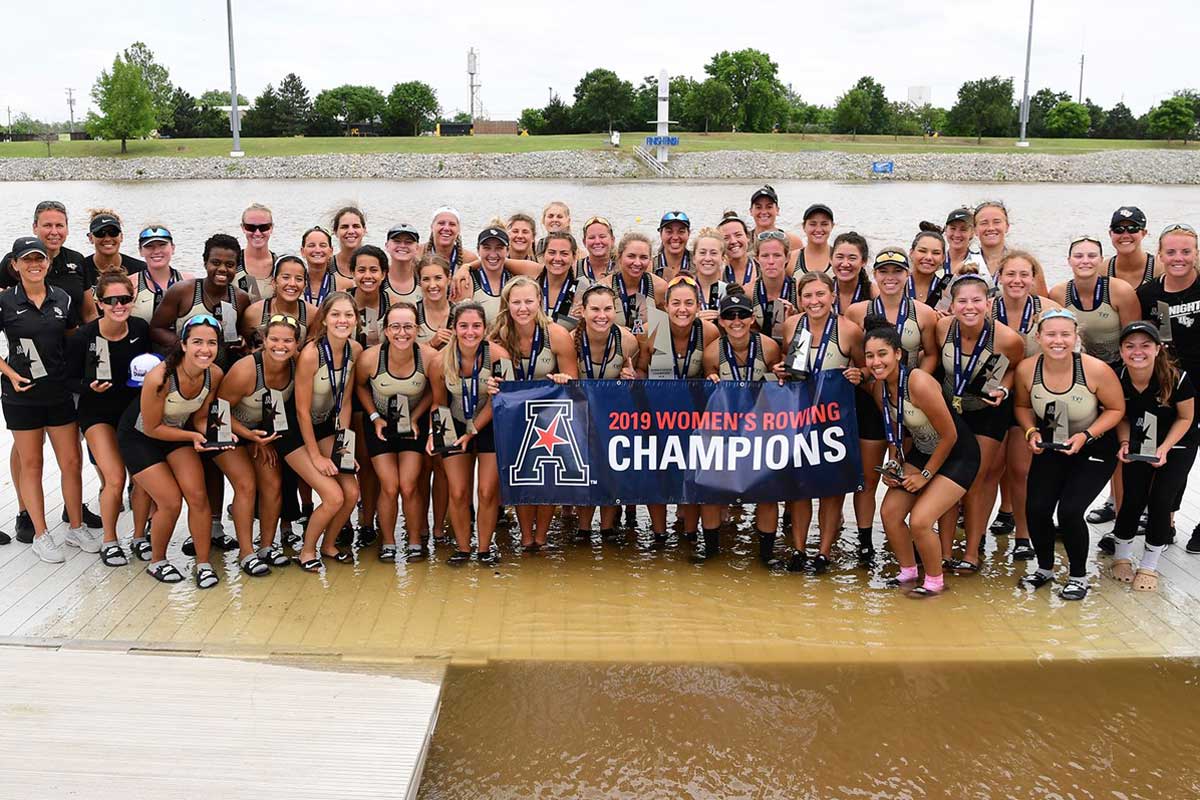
[904,410,982,491]
[442,417,495,457]
[365,419,430,458]
[855,386,885,441]
[275,413,337,458]
[117,420,188,476]
[3,398,77,431]
[959,396,1013,442]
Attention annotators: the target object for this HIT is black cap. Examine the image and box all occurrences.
[803,203,834,222]
[477,226,509,247]
[872,249,910,271]
[1111,206,1147,230]
[10,236,47,260]
[750,185,779,205]
[386,223,420,242]
[945,207,973,225]
[89,214,121,235]
[138,226,173,246]
[1119,320,1161,344]
[658,211,691,230]
[718,291,755,317]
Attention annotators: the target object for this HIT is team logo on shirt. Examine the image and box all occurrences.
[508,400,590,486]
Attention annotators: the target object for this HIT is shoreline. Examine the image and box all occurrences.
[1,148,1198,183]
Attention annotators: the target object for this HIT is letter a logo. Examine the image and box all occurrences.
[509,400,589,486]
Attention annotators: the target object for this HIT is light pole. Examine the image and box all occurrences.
[1016,0,1034,147]
[226,0,244,157]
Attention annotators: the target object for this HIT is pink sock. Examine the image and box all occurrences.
[899,565,920,582]
[923,574,944,592]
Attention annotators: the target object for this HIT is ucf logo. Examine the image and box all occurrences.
[508,400,589,486]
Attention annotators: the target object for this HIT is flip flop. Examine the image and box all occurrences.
[295,557,323,573]
[1109,558,1135,583]
[1132,568,1159,593]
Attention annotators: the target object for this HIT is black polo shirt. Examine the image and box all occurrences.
[1139,276,1200,378]
[82,253,147,285]
[1,246,88,315]
[1120,366,1197,449]
[0,284,75,405]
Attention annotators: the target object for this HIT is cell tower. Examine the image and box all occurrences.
[467,48,480,123]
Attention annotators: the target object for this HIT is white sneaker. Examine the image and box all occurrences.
[32,531,66,563]
[65,526,103,554]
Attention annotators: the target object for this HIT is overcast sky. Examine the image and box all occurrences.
[3,0,1194,125]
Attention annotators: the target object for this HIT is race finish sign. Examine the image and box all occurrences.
[872,160,895,174]
[494,373,863,505]
[645,135,680,147]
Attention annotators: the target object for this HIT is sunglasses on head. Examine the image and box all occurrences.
[99,294,133,307]
[182,313,220,337]
[583,216,612,231]
[1161,223,1197,237]
[139,227,171,241]
[1110,224,1144,235]
[667,274,698,288]
[974,200,1007,215]
[268,313,299,327]
[1069,235,1104,252]
[721,308,753,320]
[243,222,273,234]
[92,227,121,239]
[756,230,787,243]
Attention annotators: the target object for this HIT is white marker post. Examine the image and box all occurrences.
[648,70,677,165]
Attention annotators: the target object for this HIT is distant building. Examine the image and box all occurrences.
[907,87,931,107]
[472,119,519,135]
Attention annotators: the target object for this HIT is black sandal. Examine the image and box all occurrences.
[809,553,831,574]
[379,545,397,563]
[447,550,472,565]
[329,550,354,564]
[261,546,290,567]
[907,585,944,599]
[477,550,500,566]
[130,538,152,562]
[786,550,808,572]
[946,558,980,574]
[240,554,270,577]
[296,557,323,573]
[146,562,183,584]
[404,545,428,561]
[1060,582,1089,601]
[195,565,219,589]
[100,543,128,568]
[1019,572,1054,590]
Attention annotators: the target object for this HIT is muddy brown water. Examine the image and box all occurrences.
[419,658,1200,800]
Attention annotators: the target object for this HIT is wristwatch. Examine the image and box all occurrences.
[920,468,932,480]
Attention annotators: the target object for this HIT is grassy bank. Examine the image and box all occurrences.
[0,132,1192,159]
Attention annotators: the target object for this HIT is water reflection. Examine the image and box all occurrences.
[420,658,1200,800]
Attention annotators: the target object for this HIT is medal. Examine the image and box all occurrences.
[723,335,759,382]
[881,366,908,463]
[952,321,989,410]
[580,328,616,379]
[305,269,334,305]
[673,320,701,379]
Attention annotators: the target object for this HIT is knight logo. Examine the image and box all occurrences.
[508,400,589,486]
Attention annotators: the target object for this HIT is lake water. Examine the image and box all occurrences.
[4,178,1200,286]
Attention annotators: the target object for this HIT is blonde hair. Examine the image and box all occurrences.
[489,276,552,353]
[997,249,1044,282]
[541,201,571,227]
[616,230,653,262]
[241,202,273,223]
[691,226,727,259]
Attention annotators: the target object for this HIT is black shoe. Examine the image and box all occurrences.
[15,511,33,544]
[989,511,1015,536]
[1097,534,1116,555]
[623,505,637,529]
[1085,502,1115,524]
[809,553,831,574]
[447,549,472,565]
[683,531,698,543]
[757,530,777,566]
[0,530,9,545]
[61,504,103,529]
[357,526,378,547]
[688,530,719,564]
[1011,539,1035,561]
[477,550,500,566]
[856,532,875,561]
[1186,527,1200,554]
[786,550,807,572]
[336,523,355,547]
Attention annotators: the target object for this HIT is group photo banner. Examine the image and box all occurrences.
[494,374,864,506]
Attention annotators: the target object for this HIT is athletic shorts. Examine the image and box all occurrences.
[365,419,430,458]
[855,386,886,441]
[959,395,1013,442]
[3,398,76,431]
[441,418,495,457]
[275,412,336,458]
[903,410,982,491]
[116,404,189,476]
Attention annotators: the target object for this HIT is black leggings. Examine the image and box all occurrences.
[1026,434,1118,578]
[1116,445,1197,547]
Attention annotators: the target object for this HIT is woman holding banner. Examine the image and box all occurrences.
[864,316,980,597]
[572,285,638,542]
[490,277,578,551]
[703,285,781,566]
[772,272,864,573]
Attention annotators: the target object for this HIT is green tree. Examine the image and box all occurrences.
[123,42,175,129]
[312,84,387,135]
[849,76,891,134]
[1025,88,1071,138]
[383,81,439,136]
[86,53,156,153]
[1173,89,1200,125]
[632,75,695,131]
[242,84,283,137]
[161,88,229,139]
[573,68,635,132]
[276,73,311,137]
[704,48,785,132]
[832,89,871,139]
[1082,98,1106,137]
[199,89,247,107]
[947,76,1015,143]
[1147,96,1196,142]
[685,78,735,132]
[1099,102,1138,139]
[1043,100,1090,137]
[519,108,546,135]
[541,93,574,134]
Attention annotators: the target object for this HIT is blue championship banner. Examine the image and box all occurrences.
[494,373,864,505]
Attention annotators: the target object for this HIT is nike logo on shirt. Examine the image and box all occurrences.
[130,337,140,343]
[15,309,27,315]
[1087,456,1104,463]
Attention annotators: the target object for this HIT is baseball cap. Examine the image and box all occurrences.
[138,226,173,246]
[1119,320,1161,344]
[945,208,973,225]
[127,353,164,387]
[10,236,48,260]
[1110,206,1147,230]
[718,291,755,317]
[387,223,420,242]
[872,249,910,271]
[658,211,691,230]
[803,203,834,222]
[89,214,121,235]
[477,226,509,248]
[750,185,779,205]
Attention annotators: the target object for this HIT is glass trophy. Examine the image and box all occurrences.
[18,338,47,380]
[261,389,288,435]
[1039,400,1070,451]
[362,306,380,346]
[204,398,236,448]
[627,293,647,335]
[874,459,907,484]
[966,353,1009,398]
[86,337,112,383]
[708,282,723,310]
[1127,412,1159,463]
[333,427,357,473]
[430,405,460,455]
[768,300,790,344]
[552,279,577,330]
[492,358,515,383]
[934,290,952,314]
[647,308,674,379]
[388,394,413,437]
[218,300,240,343]
[784,327,813,380]
[1157,301,1174,344]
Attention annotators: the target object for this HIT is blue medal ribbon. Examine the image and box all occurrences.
[1068,277,1105,311]
[319,338,351,418]
[516,325,545,381]
[673,320,701,379]
[801,314,836,373]
[881,365,908,463]
[461,346,484,419]
[994,296,1034,333]
[305,269,334,305]
[581,327,616,380]
[952,321,990,399]
[723,334,758,382]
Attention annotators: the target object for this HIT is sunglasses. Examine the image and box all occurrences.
[974,200,1008,215]
[1161,223,1197,237]
[243,222,273,233]
[1110,224,1144,235]
[181,313,220,337]
[99,294,133,307]
[667,274,698,288]
[756,230,787,243]
[720,309,754,320]
[268,313,299,327]
[1069,235,1104,251]
[92,227,121,239]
